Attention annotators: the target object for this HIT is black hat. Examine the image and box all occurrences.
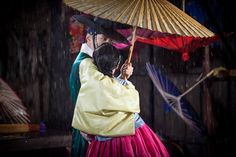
[72,14,130,44]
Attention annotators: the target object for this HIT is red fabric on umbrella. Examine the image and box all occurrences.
[118,28,220,61]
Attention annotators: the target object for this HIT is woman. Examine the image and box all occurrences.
[72,43,170,157]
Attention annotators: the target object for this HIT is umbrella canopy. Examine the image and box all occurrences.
[118,28,219,61]
[0,78,30,124]
[64,0,214,38]
[146,63,211,135]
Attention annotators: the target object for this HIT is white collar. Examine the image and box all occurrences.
[80,43,93,57]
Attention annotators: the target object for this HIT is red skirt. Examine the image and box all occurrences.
[86,124,170,157]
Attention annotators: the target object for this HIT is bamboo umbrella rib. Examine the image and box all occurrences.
[143,0,149,29]
[77,4,106,15]
[110,1,140,26]
[162,1,184,34]
[1,98,24,111]
[97,0,137,26]
[15,113,29,123]
[11,114,24,123]
[2,90,23,103]
[160,1,195,36]
[66,0,85,7]
[152,1,171,33]
[124,0,141,26]
[3,102,21,115]
[4,97,24,109]
[95,2,123,19]
[165,4,205,37]
[137,0,145,28]
[149,0,162,32]
[173,4,213,36]
[145,0,150,28]
[0,79,30,124]
[140,0,146,28]
[166,2,206,37]
[1,90,17,99]
[111,1,137,25]
[153,0,175,33]
[158,0,213,37]
[2,99,29,123]
[66,1,93,11]
[155,1,184,35]
[0,106,8,122]
[6,102,24,113]
[165,1,214,37]
[4,103,29,123]
[159,0,179,34]
[145,0,152,30]
[101,1,131,20]
[1,106,15,123]
[73,1,109,15]
[84,1,118,16]
[161,0,202,36]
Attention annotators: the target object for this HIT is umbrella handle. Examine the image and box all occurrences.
[127,26,137,63]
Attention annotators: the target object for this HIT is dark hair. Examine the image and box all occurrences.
[93,43,121,77]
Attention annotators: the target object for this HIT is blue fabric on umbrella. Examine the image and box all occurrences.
[146,63,206,135]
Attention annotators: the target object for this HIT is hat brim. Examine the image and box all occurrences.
[72,15,129,44]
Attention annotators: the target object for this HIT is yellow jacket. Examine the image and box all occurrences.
[72,58,140,137]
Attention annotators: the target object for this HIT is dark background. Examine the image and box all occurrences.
[0,0,235,156]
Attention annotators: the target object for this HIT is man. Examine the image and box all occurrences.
[69,15,133,157]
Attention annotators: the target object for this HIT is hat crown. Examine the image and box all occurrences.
[72,14,129,44]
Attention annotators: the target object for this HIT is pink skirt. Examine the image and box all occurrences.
[86,124,170,157]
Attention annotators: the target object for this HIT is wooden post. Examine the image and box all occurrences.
[203,45,215,157]
[203,45,215,135]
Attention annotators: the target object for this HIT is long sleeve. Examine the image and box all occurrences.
[72,58,140,137]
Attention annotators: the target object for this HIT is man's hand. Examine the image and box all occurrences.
[120,60,134,79]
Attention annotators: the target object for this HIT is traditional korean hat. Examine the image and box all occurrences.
[72,14,129,44]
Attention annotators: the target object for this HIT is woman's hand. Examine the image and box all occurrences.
[120,60,134,79]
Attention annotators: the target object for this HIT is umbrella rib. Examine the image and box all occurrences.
[163,2,203,37]
[145,0,152,30]
[69,1,95,12]
[0,106,8,123]
[1,105,15,123]
[110,0,138,25]
[157,0,190,36]
[149,0,162,32]
[174,5,214,37]
[152,0,173,33]
[88,1,120,17]
[165,0,213,37]
[125,0,143,26]
[99,0,130,20]
[137,0,145,28]
[84,1,118,17]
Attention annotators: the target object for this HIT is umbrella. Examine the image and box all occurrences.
[118,28,219,61]
[0,78,30,124]
[146,64,227,134]
[64,0,214,37]
[146,63,211,135]
[64,0,215,62]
